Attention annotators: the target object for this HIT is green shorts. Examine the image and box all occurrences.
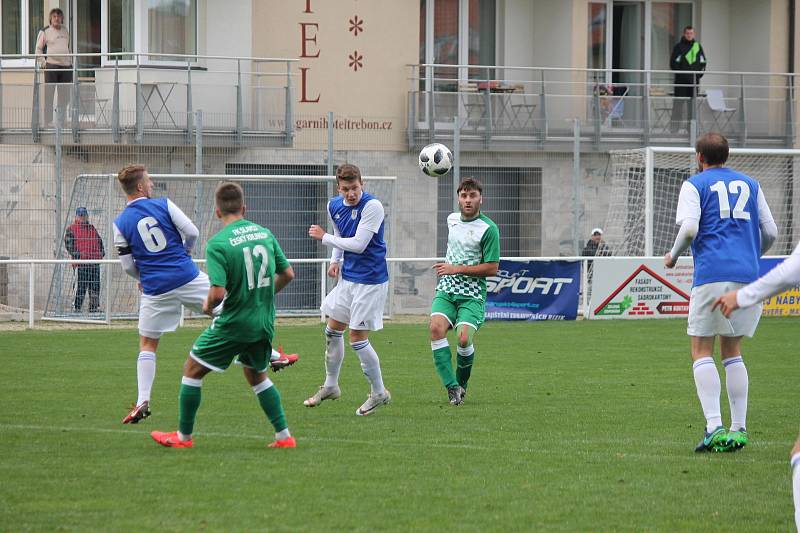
[190,326,273,373]
[430,290,485,331]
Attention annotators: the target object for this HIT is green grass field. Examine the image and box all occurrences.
[1,318,799,531]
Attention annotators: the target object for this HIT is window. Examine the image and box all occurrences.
[146,0,196,59]
[2,1,21,54]
[26,0,42,54]
[107,0,134,58]
[420,0,496,90]
[2,0,51,57]
[437,167,542,256]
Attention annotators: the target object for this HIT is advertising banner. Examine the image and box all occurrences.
[486,260,580,321]
[759,258,800,317]
[589,258,693,319]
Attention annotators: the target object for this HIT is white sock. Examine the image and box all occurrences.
[136,351,156,405]
[692,357,722,432]
[324,327,345,387]
[270,348,280,362]
[792,453,800,531]
[351,339,386,395]
[723,355,748,430]
[276,428,291,440]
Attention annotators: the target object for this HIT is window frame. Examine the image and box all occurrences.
[1,0,36,68]
[593,0,695,84]
[99,0,199,68]
[421,0,498,92]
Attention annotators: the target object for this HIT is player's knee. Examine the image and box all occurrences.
[429,322,447,340]
[458,328,470,347]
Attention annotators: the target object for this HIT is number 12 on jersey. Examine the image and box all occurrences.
[709,180,752,220]
[243,245,271,290]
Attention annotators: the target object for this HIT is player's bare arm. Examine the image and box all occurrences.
[433,261,499,277]
[274,266,295,294]
[203,285,226,316]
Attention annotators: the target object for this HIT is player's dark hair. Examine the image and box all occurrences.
[49,7,64,17]
[695,133,729,165]
[457,176,483,194]
[683,25,694,32]
[336,163,362,184]
[216,182,244,215]
[117,164,147,195]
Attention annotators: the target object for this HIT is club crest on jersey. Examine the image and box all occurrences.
[351,209,358,220]
[334,213,340,220]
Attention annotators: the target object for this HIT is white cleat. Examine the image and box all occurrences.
[355,390,391,416]
[303,385,341,407]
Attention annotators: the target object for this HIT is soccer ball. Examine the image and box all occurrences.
[418,143,453,177]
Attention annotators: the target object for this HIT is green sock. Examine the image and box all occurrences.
[178,382,202,436]
[432,345,458,389]
[456,350,474,389]
[256,384,288,433]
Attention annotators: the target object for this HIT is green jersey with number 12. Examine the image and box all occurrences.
[205,219,290,342]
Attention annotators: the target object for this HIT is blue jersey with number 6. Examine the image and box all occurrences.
[689,167,761,286]
[114,197,198,295]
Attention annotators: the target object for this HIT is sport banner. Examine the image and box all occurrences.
[759,258,800,317]
[486,260,580,321]
[589,258,694,320]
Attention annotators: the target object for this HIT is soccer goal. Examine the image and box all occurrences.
[43,173,397,323]
[601,147,800,257]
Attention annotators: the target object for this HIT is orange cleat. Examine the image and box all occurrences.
[150,430,193,448]
[268,436,296,448]
[270,345,299,372]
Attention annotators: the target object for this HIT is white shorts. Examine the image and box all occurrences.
[322,278,388,331]
[688,281,762,338]
[139,272,210,339]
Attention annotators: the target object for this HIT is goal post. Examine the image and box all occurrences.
[44,173,397,322]
[603,147,800,258]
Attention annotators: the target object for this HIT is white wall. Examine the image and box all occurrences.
[697,0,731,73]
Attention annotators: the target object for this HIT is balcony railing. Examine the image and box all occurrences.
[408,63,797,149]
[0,52,296,145]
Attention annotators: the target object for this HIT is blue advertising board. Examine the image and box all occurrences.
[485,260,581,321]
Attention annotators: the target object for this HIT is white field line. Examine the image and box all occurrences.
[0,423,790,464]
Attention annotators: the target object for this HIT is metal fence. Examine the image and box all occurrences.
[0,52,295,145]
[409,64,796,149]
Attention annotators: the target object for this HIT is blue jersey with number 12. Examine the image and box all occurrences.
[114,197,199,295]
[689,167,761,287]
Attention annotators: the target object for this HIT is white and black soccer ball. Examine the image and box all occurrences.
[418,143,453,177]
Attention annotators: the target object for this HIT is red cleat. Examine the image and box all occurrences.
[270,345,299,372]
[150,430,193,448]
[268,436,296,448]
[122,401,151,424]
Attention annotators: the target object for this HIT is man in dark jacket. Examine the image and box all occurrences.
[64,207,105,312]
[670,26,707,131]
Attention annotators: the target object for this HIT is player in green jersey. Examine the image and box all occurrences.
[430,177,500,405]
[151,182,297,449]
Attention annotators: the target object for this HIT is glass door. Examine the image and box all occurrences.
[73,0,101,77]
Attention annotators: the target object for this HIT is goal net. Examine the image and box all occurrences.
[602,147,800,257]
[44,174,396,322]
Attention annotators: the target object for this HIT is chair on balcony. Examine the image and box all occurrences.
[78,83,110,127]
[705,89,736,132]
[602,85,628,128]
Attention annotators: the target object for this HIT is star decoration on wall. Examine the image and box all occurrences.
[348,51,363,71]
[349,15,364,36]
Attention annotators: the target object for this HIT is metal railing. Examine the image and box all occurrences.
[408,63,797,149]
[0,52,296,145]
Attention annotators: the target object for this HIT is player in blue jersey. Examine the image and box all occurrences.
[664,133,777,452]
[114,165,298,425]
[305,164,391,416]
